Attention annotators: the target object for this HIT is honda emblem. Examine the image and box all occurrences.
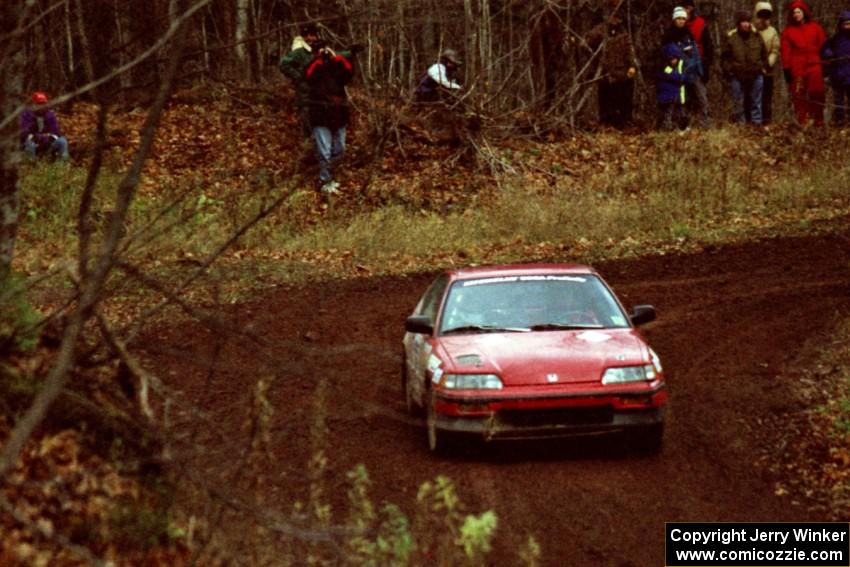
[546,373,559,383]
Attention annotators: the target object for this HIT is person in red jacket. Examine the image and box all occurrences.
[682,0,714,128]
[781,0,827,125]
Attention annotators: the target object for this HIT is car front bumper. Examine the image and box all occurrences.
[434,387,666,441]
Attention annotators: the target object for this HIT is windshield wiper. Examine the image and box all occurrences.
[442,325,530,335]
[529,323,604,331]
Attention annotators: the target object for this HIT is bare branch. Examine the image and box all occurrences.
[0,3,191,479]
[0,0,213,132]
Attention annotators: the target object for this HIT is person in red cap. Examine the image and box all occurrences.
[781,0,827,125]
[19,92,69,160]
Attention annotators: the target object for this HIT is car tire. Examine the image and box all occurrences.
[402,354,423,417]
[426,389,454,455]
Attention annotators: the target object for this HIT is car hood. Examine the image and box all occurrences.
[436,330,649,386]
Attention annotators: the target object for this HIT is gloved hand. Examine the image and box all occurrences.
[783,69,793,84]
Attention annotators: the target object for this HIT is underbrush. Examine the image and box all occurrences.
[280,128,850,265]
[764,316,850,519]
[16,128,850,283]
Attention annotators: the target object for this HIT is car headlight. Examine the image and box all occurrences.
[602,364,656,385]
[442,374,503,390]
[650,349,663,373]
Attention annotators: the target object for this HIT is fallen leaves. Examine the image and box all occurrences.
[758,339,850,520]
[0,417,189,566]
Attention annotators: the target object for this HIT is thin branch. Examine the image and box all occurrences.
[0,4,191,480]
[121,178,302,346]
[0,0,213,132]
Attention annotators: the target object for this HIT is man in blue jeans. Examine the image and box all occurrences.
[305,41,353,195]
[722,11,768,125]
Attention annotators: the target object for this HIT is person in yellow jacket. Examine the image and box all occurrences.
[754,2,781,124]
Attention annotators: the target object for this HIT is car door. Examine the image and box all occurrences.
[404,274,449,403]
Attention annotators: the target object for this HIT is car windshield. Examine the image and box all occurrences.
[438,274,629,334]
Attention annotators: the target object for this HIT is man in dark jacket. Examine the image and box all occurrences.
[662,7,710,128]
[306,43,353,194]
[822,11,850,126]
[722,11,769,125]
[19,92,69,161]
[586,3,638,129]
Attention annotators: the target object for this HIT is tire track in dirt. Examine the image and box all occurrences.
[143,230,850,566]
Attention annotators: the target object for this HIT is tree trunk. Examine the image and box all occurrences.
[0,2,25,270]
[235,0,249,74]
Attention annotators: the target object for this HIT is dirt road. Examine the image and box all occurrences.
[145,227,850,566]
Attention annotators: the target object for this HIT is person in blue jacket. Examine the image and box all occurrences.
[661,7,709,128]
[821,10,850,126]
[657,43,688,130]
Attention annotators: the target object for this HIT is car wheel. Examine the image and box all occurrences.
[426,389,453,455]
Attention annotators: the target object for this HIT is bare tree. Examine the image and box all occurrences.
[0,2,26,270]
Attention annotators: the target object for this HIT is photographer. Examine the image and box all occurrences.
[20,92,70,161]
[305,42,353,194]
[415,49,463,103]
[280,24,356,138]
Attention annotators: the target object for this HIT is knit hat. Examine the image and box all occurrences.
[754,2,773,17]
[672,7,688,20]
[737,10,753,23]
[31,92,48,105]
[788,0,812,23]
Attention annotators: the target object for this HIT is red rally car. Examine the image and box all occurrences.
[402,264,667,453]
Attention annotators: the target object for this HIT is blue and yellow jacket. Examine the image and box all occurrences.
[657,43,687,105]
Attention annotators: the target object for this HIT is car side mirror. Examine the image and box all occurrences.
[630,305,656,326]
[405,315,434,335]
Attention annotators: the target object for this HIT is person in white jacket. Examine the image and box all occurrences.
[754,2,781,124]
[415,49,463,103]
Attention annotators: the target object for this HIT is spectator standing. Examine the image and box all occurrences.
[662,7,708,128]
[657,43,688,131]
[722,11,768,125]
[781,1,827,126]
[306,42,353,195]
[415,49,463,103]
[280,24,322,137]
[821,10,850,127]
[679,1,713,127]
[19,92,69,161]
[586,5,638,129]
[754,2,781,124]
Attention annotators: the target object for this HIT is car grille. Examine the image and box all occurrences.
[497,406,614,428]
